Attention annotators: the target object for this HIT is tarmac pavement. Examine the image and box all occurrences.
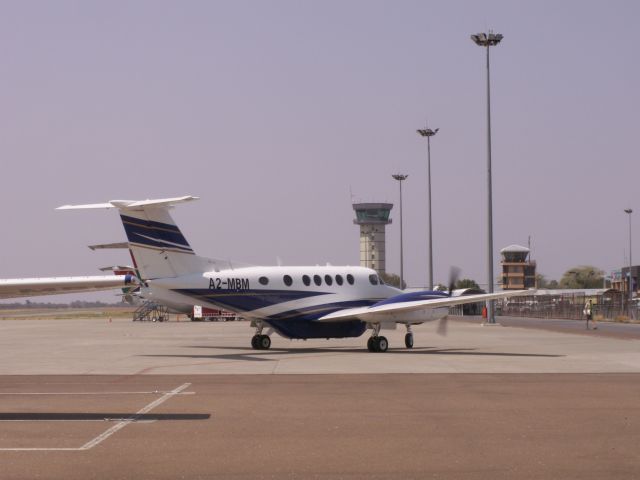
[0,316,639,479]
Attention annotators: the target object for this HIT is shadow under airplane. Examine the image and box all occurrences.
[139,345,564,362]
[0,413,211,421]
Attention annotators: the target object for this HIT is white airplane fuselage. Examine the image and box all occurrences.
[143,265,450,339]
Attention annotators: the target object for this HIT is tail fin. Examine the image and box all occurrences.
[59,196,213,279]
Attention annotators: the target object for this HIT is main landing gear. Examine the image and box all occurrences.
[251,334,271,350]
[250,321,271,350]
[366,323,388,352]
[367,335,388,352]
[366,324,415,352]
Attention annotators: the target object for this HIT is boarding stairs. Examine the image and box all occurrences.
[133,301,169,322]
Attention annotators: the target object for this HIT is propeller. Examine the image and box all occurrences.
[437,266,460,336]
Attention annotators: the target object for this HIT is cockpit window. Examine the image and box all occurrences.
[368,274,379,285]
[378,276,385,285]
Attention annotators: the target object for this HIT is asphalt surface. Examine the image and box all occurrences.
[0,316,639,479]
[1,374,640,480]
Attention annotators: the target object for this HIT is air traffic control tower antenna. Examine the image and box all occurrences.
[353,203,393,274]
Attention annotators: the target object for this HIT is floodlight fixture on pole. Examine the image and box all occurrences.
[625,208,634,317]
[417,127,439,289]
[392,174,408,290]
[471,30,503,324]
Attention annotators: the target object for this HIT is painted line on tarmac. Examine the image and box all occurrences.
[79,383,191,450]
[0,383,191,452]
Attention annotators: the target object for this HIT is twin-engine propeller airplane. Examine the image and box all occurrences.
[53,195,527,352]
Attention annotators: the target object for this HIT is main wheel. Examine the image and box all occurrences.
[367,337,376,352]
[404,333,414,349]
[259,335,271,350]
[251,335,260,350]
[377,336,388,352]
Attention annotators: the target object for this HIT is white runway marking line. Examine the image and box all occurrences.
[0,383,192,452]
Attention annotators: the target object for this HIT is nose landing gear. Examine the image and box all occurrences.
[404,325,414,349]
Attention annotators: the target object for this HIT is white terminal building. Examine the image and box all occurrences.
[352,203,393,274]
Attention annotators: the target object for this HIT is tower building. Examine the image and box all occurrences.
[500,244,537,290]
[352,203,393,274]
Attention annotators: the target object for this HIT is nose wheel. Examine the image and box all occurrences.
[404,333,414,348]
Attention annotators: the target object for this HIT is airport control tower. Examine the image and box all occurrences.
[353,203,393,274]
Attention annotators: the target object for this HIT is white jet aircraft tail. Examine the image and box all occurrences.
[58,196,214,279]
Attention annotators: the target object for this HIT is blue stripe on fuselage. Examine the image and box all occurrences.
[373,290,448,307]
[173,288,329,312]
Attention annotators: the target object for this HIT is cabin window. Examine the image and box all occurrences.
[335,275,344,286]
[302,275,311,286]
[369,274,379,285]
[283,275,293,286]
[259,276,269,286]
[346,274,355,285]
[324,275,333,286]
[313,275,322,286]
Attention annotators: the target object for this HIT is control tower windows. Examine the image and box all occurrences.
[283,275,293,286]
[335,275,344,286]
[259,276,269,286]
[324,275,333,286]
[302,275,311,286]
[346,274,355,285]
[313,275,322,286]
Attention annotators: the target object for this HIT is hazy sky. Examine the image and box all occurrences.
[1,0,639,301]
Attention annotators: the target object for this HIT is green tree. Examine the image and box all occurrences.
[379,272,406,289]
[559,266,604,289]
[455,278,480,290]
[536,274,559,289]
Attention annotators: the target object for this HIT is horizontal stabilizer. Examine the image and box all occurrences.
[57,196,199,211]
[89,242,129,250]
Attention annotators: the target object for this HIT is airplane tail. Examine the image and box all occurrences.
[58,196,214,279]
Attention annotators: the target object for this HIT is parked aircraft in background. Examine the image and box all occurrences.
[55,196,529,352]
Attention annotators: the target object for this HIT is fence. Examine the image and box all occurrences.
[497,290,631,320]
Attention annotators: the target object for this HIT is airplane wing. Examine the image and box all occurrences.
[0,275,136,299]
[317,289,532,323]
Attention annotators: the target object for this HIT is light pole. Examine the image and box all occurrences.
[625,208,633,317]
[417,127,439,289]
[392,174,408,290]
[471,31,503,324]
